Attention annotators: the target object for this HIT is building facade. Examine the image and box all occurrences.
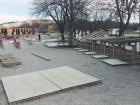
[0,21,38,37]
[0,19,57,37]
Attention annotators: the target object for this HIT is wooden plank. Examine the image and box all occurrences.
[32,52,51,61]
[2,66,101,103]
[0,53,13,61]
[84,52,96,55]
[2,72,60,103]
[1,57,21,67]
[74,48,83,50]
[77,49,88,52]
[93,55,109,59]
[39,66,101,89]
[46,43,58,47]
[102,59,128,66]
[2,60,21,67]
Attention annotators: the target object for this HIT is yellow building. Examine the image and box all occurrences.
[48,22,58,32]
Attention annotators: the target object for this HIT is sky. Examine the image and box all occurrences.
[0,0,139,24]
[0,0,33,24]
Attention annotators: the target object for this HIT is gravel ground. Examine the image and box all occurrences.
[0,41,140,105]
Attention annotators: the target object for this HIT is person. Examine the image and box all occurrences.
[14,38,16,47]
[38,34,41,42]
[0,38,4,49]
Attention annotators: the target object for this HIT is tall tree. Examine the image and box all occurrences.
[106,0,138,36]
[32,0,66,41]
[32,0,90,45]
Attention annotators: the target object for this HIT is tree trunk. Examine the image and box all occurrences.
[69,0,74,46]
[59,25,65,42]
[119,28,124,36]
[61,34,65,42]
[119,23,125,36]
[69,25,73,46]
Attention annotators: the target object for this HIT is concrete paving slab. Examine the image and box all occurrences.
[84,52,96,55]
[93,55,109,59]
[74,48,83,50]
[1,72,60,103]
[102,59,128,66]
[77,49,88,52]
[39,66,101,89]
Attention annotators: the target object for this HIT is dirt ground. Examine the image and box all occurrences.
[0,41,140,105]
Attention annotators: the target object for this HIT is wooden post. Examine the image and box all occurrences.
[103,41,106,55]
[91,41,93,51]
[118,44,121,57]
[112,43,115,57]
[123,44,126,56]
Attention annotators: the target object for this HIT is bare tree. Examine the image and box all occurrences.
[32,0,66,41]
[64,0,90,45]
[32,0,91,45]
[106,0,138,36]
[89,0,115,31]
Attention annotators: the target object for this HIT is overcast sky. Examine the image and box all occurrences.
[0,0,139,24]
[0,0,33,24]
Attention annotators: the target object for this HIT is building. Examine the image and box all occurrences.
[48,22,58,33]
[0,21,38,37]
[0,19,58,37]
[31,19,57,33]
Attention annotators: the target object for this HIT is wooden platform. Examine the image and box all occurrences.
[93,55,109,59]
[46,43,58,47]
[84,52,96,55]
[2,66,101,103]
[77,49,88,52]
[2,72,60,103]
[39,66,100,89]
[102,59,128,66]
[46,43,69,48]
[32,52,50,61]
[1,58,21,67]
[0,54,13,62]
[0,53,21,67]
[74,48,83,50]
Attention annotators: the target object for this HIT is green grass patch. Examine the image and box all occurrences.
[125,31,140,34]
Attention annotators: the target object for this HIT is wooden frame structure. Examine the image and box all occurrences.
[78,30,140,64]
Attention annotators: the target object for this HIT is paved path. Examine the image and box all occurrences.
[0,42,140,105]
